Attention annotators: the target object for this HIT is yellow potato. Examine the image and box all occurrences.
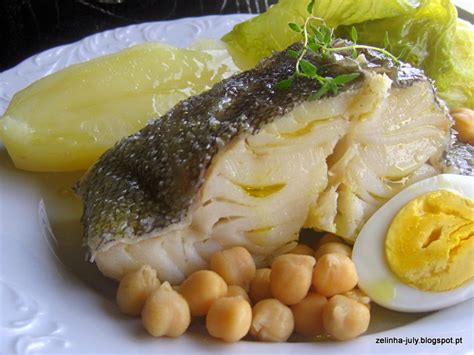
[0,43,237,171]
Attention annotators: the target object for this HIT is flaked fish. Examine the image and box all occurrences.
[79,42,451,284]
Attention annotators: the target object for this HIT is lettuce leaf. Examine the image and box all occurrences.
[436,21,474,108]
[338,0,473,108]
[223,0,473,109]
[222,0,418,69]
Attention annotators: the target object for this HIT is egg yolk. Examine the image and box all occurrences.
[385,189,474,292]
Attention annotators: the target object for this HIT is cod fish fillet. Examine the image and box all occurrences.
[79,43,450,284]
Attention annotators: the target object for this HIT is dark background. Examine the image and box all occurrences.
[0,0,277,71]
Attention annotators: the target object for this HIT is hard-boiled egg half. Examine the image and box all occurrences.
[352,174,474,312]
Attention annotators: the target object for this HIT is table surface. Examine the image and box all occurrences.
[0,0,276,71]
[0,0,472,71]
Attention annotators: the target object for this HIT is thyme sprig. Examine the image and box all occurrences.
[275,0,402,100]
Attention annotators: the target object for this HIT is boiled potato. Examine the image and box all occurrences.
[0,43,237,171]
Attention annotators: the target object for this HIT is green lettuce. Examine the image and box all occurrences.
[436,21,474,108]
[337,0,473,108]
[222,0,418,69]
[223,0,474,109]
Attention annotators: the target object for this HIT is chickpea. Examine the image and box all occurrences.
[227,285,252,304]
[250,299,294,342]
[206,296,252,342]
[142,282,191,337]
[312,253,358,297]
[291,293,327,337]
[271,254,316,305]
[315,233,344,249]
[322,295,370,340]
[451,107,474,145]
[249,268,272,304]
[116,265,161,316]
[210,247,256,290]
[287,243,314,256]
[342,288,371,309]
[179,270,227,316]
[315,242,352,259]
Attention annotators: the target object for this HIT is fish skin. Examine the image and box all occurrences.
[444,135,474,176]
[79,41,426,256]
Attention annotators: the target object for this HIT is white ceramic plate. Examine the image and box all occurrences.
[0,14,473,355]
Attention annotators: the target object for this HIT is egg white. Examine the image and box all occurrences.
[352,174,474,312]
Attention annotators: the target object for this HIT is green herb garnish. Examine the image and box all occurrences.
[276,1,401,99]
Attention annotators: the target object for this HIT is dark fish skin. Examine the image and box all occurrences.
[444,138,474,175]
[79,42,426,254]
